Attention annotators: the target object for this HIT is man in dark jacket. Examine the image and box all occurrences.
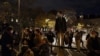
[46,30,55,53]
[1,27,13,56]
[55,11,67,46]
[55,11,67,56]
[87,31,100,56]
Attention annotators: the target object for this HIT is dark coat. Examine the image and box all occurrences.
[1,31,13,46]
[1,31,13,56]
[46,31,55,43]
[75,31,83,40]
[87,37,100,56]
[39,43,50,56]
[55,17,67,33]
[87,37,100,51]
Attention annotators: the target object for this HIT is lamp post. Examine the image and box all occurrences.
[18,0,22,53]
[18,0,20,20]
[17,0,22,31]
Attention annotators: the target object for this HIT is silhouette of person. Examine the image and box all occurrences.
[55,11,67,56]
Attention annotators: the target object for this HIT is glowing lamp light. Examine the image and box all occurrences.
[45,19,50,23]
[16,19,18,23]
[11,18,14,22]
[77,23,84,30]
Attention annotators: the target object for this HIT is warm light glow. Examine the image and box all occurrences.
[48,21,55,28]
[45,19,50,23]
[11,18,14,22]
[16,19,18,22]
[77,23,84,30]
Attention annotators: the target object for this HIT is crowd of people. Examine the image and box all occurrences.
[0,11,100,56]
[0,22,53,56]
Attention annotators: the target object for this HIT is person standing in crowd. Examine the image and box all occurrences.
[74,30,83,52]
[19,27,34,56]
[21,28,30,47]
[64,30,69,45]
[28,27,35,49]
[33,29,51,56]
[46,29,55,53]
[87,31,100,56]
[1,20,10,33]
[39,38,50,56]
[55,11,67,46]
[55,11,67,56]
[32,29,43,56]
[67,29,74,48]
[1,26,14,56]
[86,29,97,40]
[18,36,34,56]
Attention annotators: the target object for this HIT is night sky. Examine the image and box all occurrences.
[1,0,100,15]
[33,0,100,14]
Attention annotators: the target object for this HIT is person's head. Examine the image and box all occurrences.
[34,29,42,35]
[42,38,49,44]
[57,11,63,17]
[22,39,28,45]
[24,28,29,35]
[90,31,97,38]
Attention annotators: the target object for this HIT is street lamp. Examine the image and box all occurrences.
[17,0,22,53]
[11,18,14,22]
[16,19,19,23]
